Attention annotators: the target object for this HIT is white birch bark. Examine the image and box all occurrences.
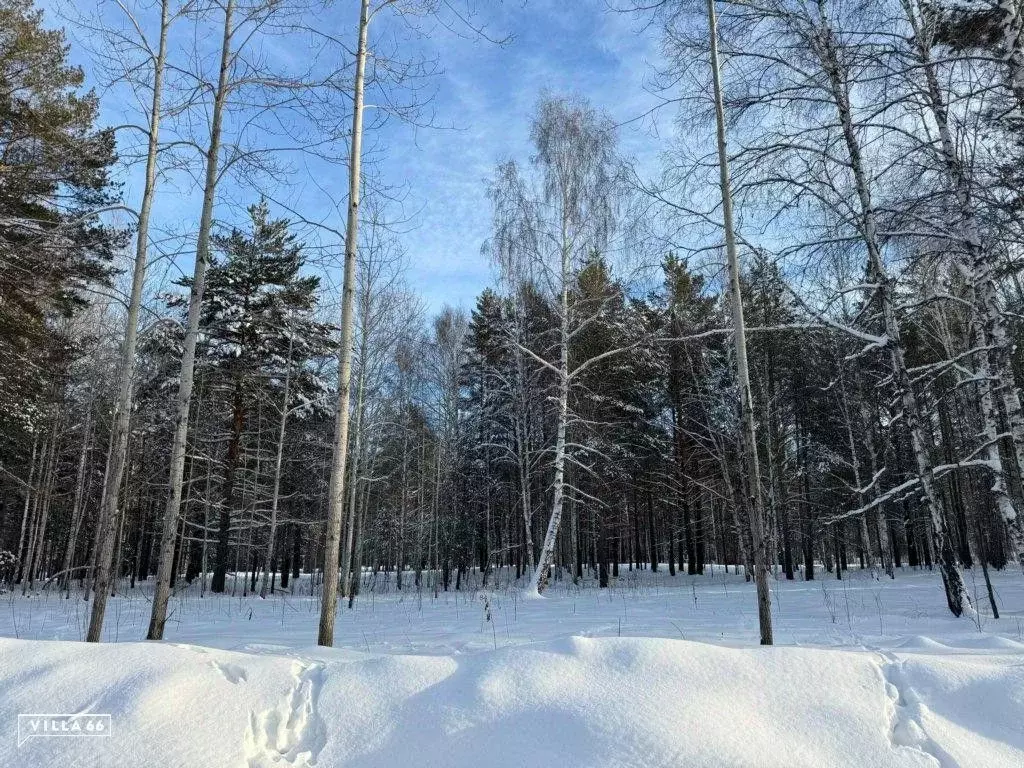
[23,430,58,593]
[14,436,38,577]
[527,282,569,594]
[146,0,233,641]
[90,0,172,641]
[904,0,1024,565]
[340,346,367,598]
[259,332,294,599]
[998,0,1024,108]
[512,312,535,571]
[707,0,773,644]
[318,0,370,647]
[60,411,93,592]
[813,6,970,616]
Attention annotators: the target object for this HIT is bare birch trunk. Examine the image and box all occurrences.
[708,0,773,644]
[396,406,409,590]
[260,333,294,599]
[147,0,233,640]
[201,456,212,597]
[14,436,38,578]
[432,439,442,596]
[348,450,376,608]
[721,456,751,579]
[86,443,114,596]
[904,0,1024,564]
[88,0,171,641]
[339,347,367,599]
[814,7,969,616]
[513,317,535,572]
[999,0,1024,107]
[23,423,58,594]
[318,0,369,647]
[415,440,425,588]
[61,412,93,592]
[858,398,894,578]
[527,242,570,595]
[837,366,875,572]
[112,466,130,594]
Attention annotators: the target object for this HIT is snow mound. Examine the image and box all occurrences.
[893,634,1024,654]
[0,636,1020,767]
[893,635,951,651]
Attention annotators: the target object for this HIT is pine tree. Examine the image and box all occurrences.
[185,200,330,593]
[0,0,122,439]
[571,254,665,585]
[659,254,719,576]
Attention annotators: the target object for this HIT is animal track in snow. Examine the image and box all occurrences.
[211,661,248,684]
[876,651,957,768]
[243,660,325,767]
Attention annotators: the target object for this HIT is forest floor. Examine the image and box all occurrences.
[0,565,1022,766]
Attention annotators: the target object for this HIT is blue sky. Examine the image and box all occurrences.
[376,1,670,310]
[52,0,673,313]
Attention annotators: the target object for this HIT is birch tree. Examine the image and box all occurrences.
[706,0,773,643]
[489,94,628,594]
[317,0,369,647]
[899,0,1024,565]
[315,0,505,643]
[142,0,235,641]
[640,0,981,613]
[82,0,175,643]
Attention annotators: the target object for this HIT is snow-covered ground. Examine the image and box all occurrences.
[1,565,1022,766]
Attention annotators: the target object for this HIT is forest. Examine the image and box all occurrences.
[2,0,1024,658]
[7,1,1024,765]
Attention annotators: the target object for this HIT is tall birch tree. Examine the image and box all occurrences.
[489,95,626,594]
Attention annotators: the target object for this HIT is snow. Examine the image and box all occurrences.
[0,566,1022,767]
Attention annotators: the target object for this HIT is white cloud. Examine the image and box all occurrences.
[376,0,669,311]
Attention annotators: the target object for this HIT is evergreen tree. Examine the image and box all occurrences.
[177,199,331,593]
[0,0,122,441]
[659,254,720,576]
[461,288,514,583]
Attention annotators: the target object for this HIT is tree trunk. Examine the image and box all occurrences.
[528,234,570,594]
[815,10,969,616]
[24,428,59,593]
[91,0,170,640]
[14,436,39,580]
[260,332,294,599]
[341,307,370,600]
[318,0,369,647]
[904,0,1024,565]
[62,413,94,592]
[212,385,245,593]
[708,0,773,644]
[147,0,233,640]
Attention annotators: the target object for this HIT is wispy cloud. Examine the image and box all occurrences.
[372,0,669,311]
[48,0,669,312]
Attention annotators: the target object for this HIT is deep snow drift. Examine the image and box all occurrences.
[1,566,1022,767]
